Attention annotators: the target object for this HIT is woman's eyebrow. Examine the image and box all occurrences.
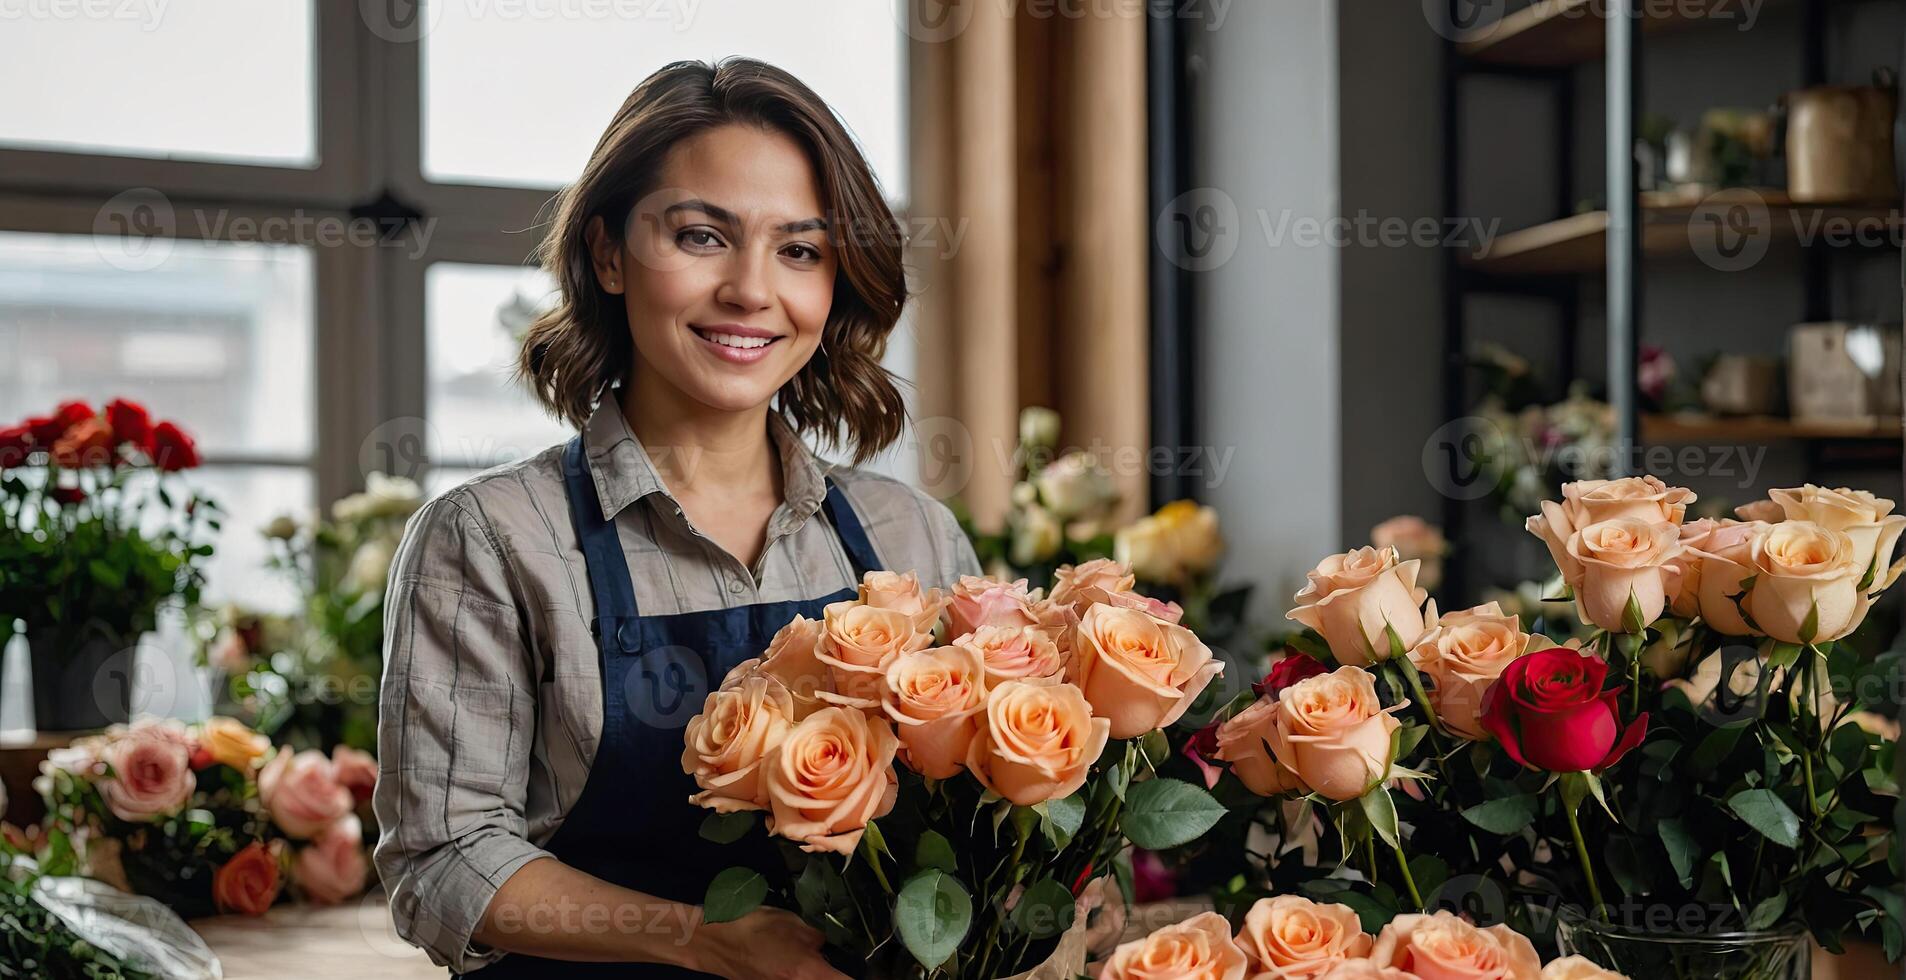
[665,199,827,234]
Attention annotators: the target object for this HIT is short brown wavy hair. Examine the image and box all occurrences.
[518,57,909,464]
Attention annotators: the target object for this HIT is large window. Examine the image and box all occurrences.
[0,0,913,723]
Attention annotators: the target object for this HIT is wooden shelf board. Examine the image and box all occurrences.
[1642,414,1903,443]
[1456,0,1782,67]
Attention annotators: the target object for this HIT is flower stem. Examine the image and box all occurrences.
[1392,840,1425,911]
[1396,659,1440,733]
[1563,799,1607,922]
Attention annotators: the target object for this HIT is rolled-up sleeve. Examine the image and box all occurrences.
[373,493,549,973]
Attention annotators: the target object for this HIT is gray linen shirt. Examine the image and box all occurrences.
[371,403,980,972]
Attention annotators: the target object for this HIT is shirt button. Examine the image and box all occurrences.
[728,579,745,595]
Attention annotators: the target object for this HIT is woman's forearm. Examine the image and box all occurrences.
[473,856,708,969]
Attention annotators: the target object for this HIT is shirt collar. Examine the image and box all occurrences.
[580,400,830,522]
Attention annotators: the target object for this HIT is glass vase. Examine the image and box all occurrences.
[1555,909,1810,980]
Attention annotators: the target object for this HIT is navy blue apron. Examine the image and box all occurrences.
[461,437,884,978]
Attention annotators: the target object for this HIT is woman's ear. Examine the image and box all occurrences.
[585,215,625,295]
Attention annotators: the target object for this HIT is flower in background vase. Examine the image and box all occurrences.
[1070,603,1223,739]
[1561,518,1682,633]
[293,813,368,905]
[1286,546,1429,667]
[213,841,282,916]
[1048,558,1137,613]
[965,679,1109,806]
[0,424,30,468]
[1677,519,1768,637]
[1765,485,1906,586]
[1011,502,1064,566]
[32,400,95,446]
[149,420,200,471]
[1370,516,1447,595]
[764,707,899,854]
[953,624,1065,686]
[1234,895,1372,980]
[340,536,398,595]
[1368,911,1542,980]
[1035,450,1119,522]
[1117,500,1224,587]
[52,416,115,469]
[1408,602,1537,741]
[1214,697,1308,797]
[1742,521,1872,645]
[946,575,1041,637]
[330,745,377,803]
[261,513,301,540]
[193,716,270,773]
[816,600,933,708]
[1263,666,1404,801]
[882,644,987,779]
[103,398,153,450]
[332,472,422,523]
[1101,911,1248,980]
[1480,647,1646,774]
[1541,957,1629,980]
[681,673,796,812]
[98,728,195,823]
[1019,405,1061,452]
[258,748,354,839]
[856,570,949,634]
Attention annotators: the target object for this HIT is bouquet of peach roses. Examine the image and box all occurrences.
[681,563,1234,978]
[1196,478,1901,979]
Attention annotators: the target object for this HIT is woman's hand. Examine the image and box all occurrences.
[687,907,851,980]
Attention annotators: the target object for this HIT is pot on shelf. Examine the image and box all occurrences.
[26,623,139,732]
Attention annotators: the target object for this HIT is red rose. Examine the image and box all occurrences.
[212,841,282,916]
[149,421,200,471]
[1480,647,1648,773]
[23,416,60,445]
[0,425,30,468]
[1253,650,1327,699]
[32,400,96,445]
[51,486,87,506]
[104,398,153,450]
[51,417,115,469]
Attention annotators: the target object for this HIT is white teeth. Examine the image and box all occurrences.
[701,330,773,350]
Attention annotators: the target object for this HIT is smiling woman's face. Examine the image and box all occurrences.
[591,123,838,415]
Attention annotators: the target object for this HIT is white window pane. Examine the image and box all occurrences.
[0,1,314,166]
[421,0,905,196]
[425,263,570,465]
[188,466,313,612]
[0,233,315,459]
[426,466,484,500]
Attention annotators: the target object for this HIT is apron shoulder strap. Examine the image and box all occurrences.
[563,437,642,640]
[821,477,885,578]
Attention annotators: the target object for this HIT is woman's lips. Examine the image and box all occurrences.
[691,325,784,365]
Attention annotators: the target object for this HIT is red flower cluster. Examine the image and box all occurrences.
[0,398,200,473]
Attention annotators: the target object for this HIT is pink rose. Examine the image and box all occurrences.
[1048,558,1138,613]
[293,814,368,905]
[99,730,195,823]
[682,674,797,812]
[882,645,988,779]
[1372,515,1448,595]
[764,707,899,855]
[259,749,354,840]
[946,575,1042,637]
[857,570,950,633]
[1407,602,1534,741]
[1265,667,1403,801]
[817,600,933,708]
[1102,911,1249,980]
[1369,911,1543,980]
[1214,698,1308,797]
[966,680,1110,806]
[1287,547,1429,667]
[1235,895,1373,980]
[1071,603,1223,739]
[330,745,377,803]
[213,841,282,916]
[954,624,1067,686]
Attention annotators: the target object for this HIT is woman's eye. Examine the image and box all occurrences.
[783,243,821,263]
[677,229,723,250]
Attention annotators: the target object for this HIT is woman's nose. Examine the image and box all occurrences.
[714,247,773,312]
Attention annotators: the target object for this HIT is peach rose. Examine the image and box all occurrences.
[946,575,1042,637]
[682,673,797,812]
[1316,963,1423,980]
[1767,485,1906,588]
[764,707,899,855]
[293,813,368,905]
[1214,698,1308,797]
[817,600,933,708]
[1235,895,1373,979]
[1102,911,1249,980]
[1071,603,1223,739]
[966,680,1110,806]
[954,624,1066,687]
[738,615,831,717]
[1736,499,1785,523]
[259,749,354,840]
[1373,515,1448,595]
[1049,558,1138,613]
[1663,518,1720,619]
[1265,667,1403,801]
[1287,547,1429,667]
[1066,584,1187,626]
[195,716,270,773]
[1369,912,1542,980]
[1539,956,1628,980]
[1564,518,1682,633]
[1678,519,1768,636]
[1117,500,1225,586]
[213,841,282,916]
[331,745,377,803]
[1744,521,1869,644]
[1408,602,1535,740]
[882,645,987,779]
[1527,478,1694,594]
[858,570,950,634]
[99,729,195,823]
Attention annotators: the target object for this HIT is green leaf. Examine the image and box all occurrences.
[1747,891,1789,930]
[698,811,756,845]
[1657,818,1699,888]
[1010,877,1076,939]
[895,870,972,969]
[1120,778,1226,849]
[1384,622,1410,662]
[702,867,768,924]
[1690,725,1745,775]
[1395,723,1430,762]
[1039,792,1087,849]
[1622,589,1646,635]
[1728,789,1801,848]
[1359,786,1400,849]
[1461,795,1537,835]
[1800,601,1820,645]
[914,830,957,874]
